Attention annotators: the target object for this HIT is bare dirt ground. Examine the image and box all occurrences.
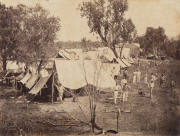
[0,59,180,136]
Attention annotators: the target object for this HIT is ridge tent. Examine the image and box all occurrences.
[25,59,120,102]
[26,74,52,102]
[116,58,127,68]
[58,49,83,60]
[83,51,100,60]
[20,71,32,84]
[97,47,116,62]
[25,74,39,89]
[55,60,120,90]
[115,47,135,64]
[121,59,131,67]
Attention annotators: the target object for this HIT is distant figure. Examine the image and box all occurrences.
[136,69,141,82]
[148,73,157,99]
[122,83,130,102]
[159,74,166,88]
[151,73,157,81]
[170,77,175,94]
[56,83,65,103]
[144,71,148,84]
[123,69,128,80]
[121,77,127,88]
[138,58,140,66]
[113,82,121,104]
[133,70,137,83]
[138,88,145,96]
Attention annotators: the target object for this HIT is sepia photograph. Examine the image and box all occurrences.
[0,0,180,135]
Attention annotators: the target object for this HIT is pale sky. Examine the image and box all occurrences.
[1,0,180,41]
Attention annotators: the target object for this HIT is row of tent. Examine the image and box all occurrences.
[57,47,134,67]
[3,47,135,102]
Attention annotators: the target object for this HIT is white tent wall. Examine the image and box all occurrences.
[97,47,116,62]
[55,60,120,90]
[115,47,130,59]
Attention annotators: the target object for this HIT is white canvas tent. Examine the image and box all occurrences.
[121,59,131,67]
[58,49,83,60]
[97,47,116,62]
[115,47,134,64]
[55,60,120,90]
[83,51,100,60]
[116,58,127,68]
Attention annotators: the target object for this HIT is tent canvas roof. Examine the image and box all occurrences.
[20,71,32,84]
[58,49,83,60]
[28,74,51,95]
[55,60,119,90]
[116,59,127,68]
[83,51,100,60]
[115,47,130,59]
[121,59,131,67]
[25,74,39,89]
[97,47,116,62]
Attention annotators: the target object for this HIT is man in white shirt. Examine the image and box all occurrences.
[136,69,141,82]
[149,73,157,99]
[114,82,121,104]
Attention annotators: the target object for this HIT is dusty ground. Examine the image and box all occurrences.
[0,59,180,136]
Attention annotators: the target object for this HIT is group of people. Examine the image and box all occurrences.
[113,71,130,105]
[133,68,176,99]
[160,74,176,94]
[132,68,158,99]
[133,69,141,83]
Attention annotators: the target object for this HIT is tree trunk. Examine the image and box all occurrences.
[112,45,118,58]
[153,48,158,60]
[120,45,125,59]
[37,59,43,74]
[91,106,96,133]
[2,56,7,73]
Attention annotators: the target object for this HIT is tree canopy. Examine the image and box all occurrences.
[79,0,136,57]
[0,3,60,72]
[143,27,167,58]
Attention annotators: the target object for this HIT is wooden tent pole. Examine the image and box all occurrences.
[51,69,55,104]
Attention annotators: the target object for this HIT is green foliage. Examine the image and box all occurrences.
[78,0,136,57]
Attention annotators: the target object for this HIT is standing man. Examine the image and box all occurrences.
[123,69,128,80]
[114,81,121,104]
[133,70,137,83]
[159,74,166,88]
[55,82,65,103]
[144,71,148,84]
[121,77,127,88]
[149,73,157,99]
[136,69,141,82]
[170,77,175,94]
